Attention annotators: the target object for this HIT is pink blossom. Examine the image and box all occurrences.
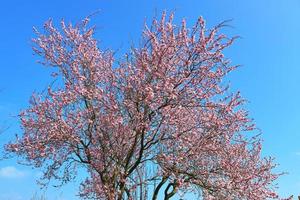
[5,12,281,200]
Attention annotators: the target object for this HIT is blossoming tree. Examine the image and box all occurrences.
[5,13,280,200]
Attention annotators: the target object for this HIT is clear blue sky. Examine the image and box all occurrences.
[0,0,299,199]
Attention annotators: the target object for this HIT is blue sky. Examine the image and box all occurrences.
[0,0,299,199]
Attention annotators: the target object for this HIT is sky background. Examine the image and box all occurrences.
[0,0,299,199]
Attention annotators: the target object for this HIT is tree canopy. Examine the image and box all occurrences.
[6,13,280,200]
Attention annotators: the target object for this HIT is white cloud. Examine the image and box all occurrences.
[0,166,26,178]
[0,193,23,200]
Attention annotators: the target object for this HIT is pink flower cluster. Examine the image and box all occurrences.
[6,13,282,199]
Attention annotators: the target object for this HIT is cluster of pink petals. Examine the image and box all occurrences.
[6,13,282,200]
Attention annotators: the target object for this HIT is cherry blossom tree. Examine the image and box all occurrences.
[5,13,281,200]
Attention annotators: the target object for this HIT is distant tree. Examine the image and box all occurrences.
[5,13,280,199]
[30,193,47,200]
